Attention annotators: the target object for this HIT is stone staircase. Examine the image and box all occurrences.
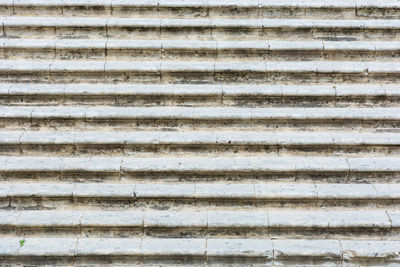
[0,0,400,266]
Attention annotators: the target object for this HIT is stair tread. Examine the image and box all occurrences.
[0,156,399,172]
[0,209,395,228]
[2,182,399,199]
[0,130,399,145]
[1,106,400,119]
[0,237,399,260]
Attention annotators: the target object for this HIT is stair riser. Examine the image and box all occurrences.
[3,119,400,131]
[0,256,394,267]
[1,197,397,211]
[0,144,398,157]
[3,48,400,61]
[0,226,394,239]
[2,95,398,108]
[0,72,399,84]
[3,6,400,19]
[2,118,399,131]
[1,172,399,183]
[4,27,400,41]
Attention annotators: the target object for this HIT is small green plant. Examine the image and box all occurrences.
[19,239,25,247]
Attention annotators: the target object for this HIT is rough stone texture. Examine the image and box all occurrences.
[0,0,399,266]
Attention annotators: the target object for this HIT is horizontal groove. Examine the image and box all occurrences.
[0,60,398,84]
[0,130,398,157]
[2,39,400,61]
[1,130,398,146]
[0,156,398,174]
[1,106,399,120]
[0,237,399,266]
[1,106,399,131]
[2,17,400,40]
[1,182,399,209]
[1,83,396,97]
[0,209,396,238]
[2,0,400,19]
[1,83,398,108]
[5,0,400,9]
[0,182,398,201]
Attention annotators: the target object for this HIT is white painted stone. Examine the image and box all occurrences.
[324,41,375,51]
[18,238,77,256]
[17,210,82,227]
[341,240,400,259]
[56,39,106,49]
[20,131,75,144]
[269,210,329,228]
[108,18,160,27]
[75,131,126,145]
[105,61,160,72]
[76,238,141,256]
[144,211,207,227]
[161,61,214,72]
[111,0,157,7]
[82,210,143,227]
[134,183,195,198]
[316,184,377,199]
[375,184,400,199]
[327,210,390,228]
[269,41,323,51]
[10,183,75,197]
[125,131,159,145]
[207,239,273,258]
[195,183,254,198]
[273,239,341,259]
[0,183,11,197]
[9,83,65,95]
[31,106,87,119]
[295,157,349,172]
[387,211,400,227]
[208,211,268,228]
[212,19,262,28]
[74,183,134,198]
[0,60,51,72]
[281,85,335,96]
[0,131,23,144]
[162,40,216,50]
[194,107,251,119]
[255,184,317,199]
[0,211,20,226]
[159,0,206,8]
[215,61,266,72]
[335,84,385,96]
[5,157,62,172]
[222,84,281,96]
[0,238,20,256]
[0,106,33,118]
[141,238,206,256]
[161,18,211,28]
[348,157,400,172]
[61,157,121,172]
[217,41,268,50]
[107,39,161,50]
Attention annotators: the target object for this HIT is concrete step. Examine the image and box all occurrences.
[2,0,400,19]
[0,209,397,238]
[1,182,400,209]
[1,83,398,108]
[1,59,399,84]
[2,17,400,40]
[0,130,399,156]
[1,106,399,130]
[0,156,398,182]
[0,237,399,266]
[3,39,400,61]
